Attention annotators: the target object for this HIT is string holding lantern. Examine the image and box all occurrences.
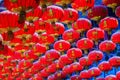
[71,0,95,14]
[87,28,105,45]
[102,0,120,12]
[76,38,94,54]
[72,18,92,36]
[87,5,108,21]
[4,0,40,23]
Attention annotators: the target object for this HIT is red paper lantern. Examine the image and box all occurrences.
[109,56,120,67]
[62,65,72,75]
[62,29,80,42]
[59,55,73,65]
[99,17,118,32]
[115,6,120,17]
[79,56,93,68]
[88,67,101,77]
[54,0,72,6]
[71,0,95,13]
[54,71,66,79]
[111,31,120,44]
[76,38,94,54]
[79,70,91,79]
[4,0,39,23]
[87,28,105,44]
[34,18,52,34]
[67,48,82,60]
[98,61,112,72]
[26,6,42,23]
[69,62,83,73]
[46,22,65,36]
[60,8,78,24]
[47,74,56,80]
[87,5,108,21]
[116,71,120,79]
[42,5,64,23]
[39,32,55,47]
[40,68,50,78]
[99,40,116,53]
[70,75,82,80]
[72,18,92,33]
[88,50,104,62]
[96,78,105,80]
[102,0,120,10]
[54,40,71,53]
[0,11,24,40]
[45,49,60,61]
[105,75,118,80]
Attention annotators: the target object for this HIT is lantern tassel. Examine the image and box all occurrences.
[18,10,26,24]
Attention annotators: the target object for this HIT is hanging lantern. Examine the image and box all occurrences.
[48,74,56,80]
[88,50,104,62]
[99,17,118,34]
[69,62,83,73]
[54,71,66,79]
[62,65,72,75]
[98,61,112,72]
[72,18,92,33]
[59,54,73,66]
[87,28,105,45]
[54,0,73,7]
[46,22,65,37]
[67,48,82,61]
[26,6,42,23]
[116,71,120,79]
[34,18,52,34]
[40,68,50,78]
[42,5,64,23]
[105,75,118,80]
[102,0,120,11]
[79,70,91,79]
[38,56,52,68]
[70,75,82,80]
[99,40,116,53]
[39,32,55,49]
[4,0,40,23]
[71,0,95,13]
[45,49,60,61]
[115,6,120,17]
[62,29,80,43]
[32,43,46,56]
[96,77,105,80]
[87,5,108,21]
[109,56,120,68]
[0,11,24,40]
[18,60,32,70]
[60,8,78,27]
[79,56,93,69]
[111,31,120,44]
[76,38,94,54]
[88,67,101,79]
[54,40,71,54]
[53,60,64,69]
[47,64,57,74]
